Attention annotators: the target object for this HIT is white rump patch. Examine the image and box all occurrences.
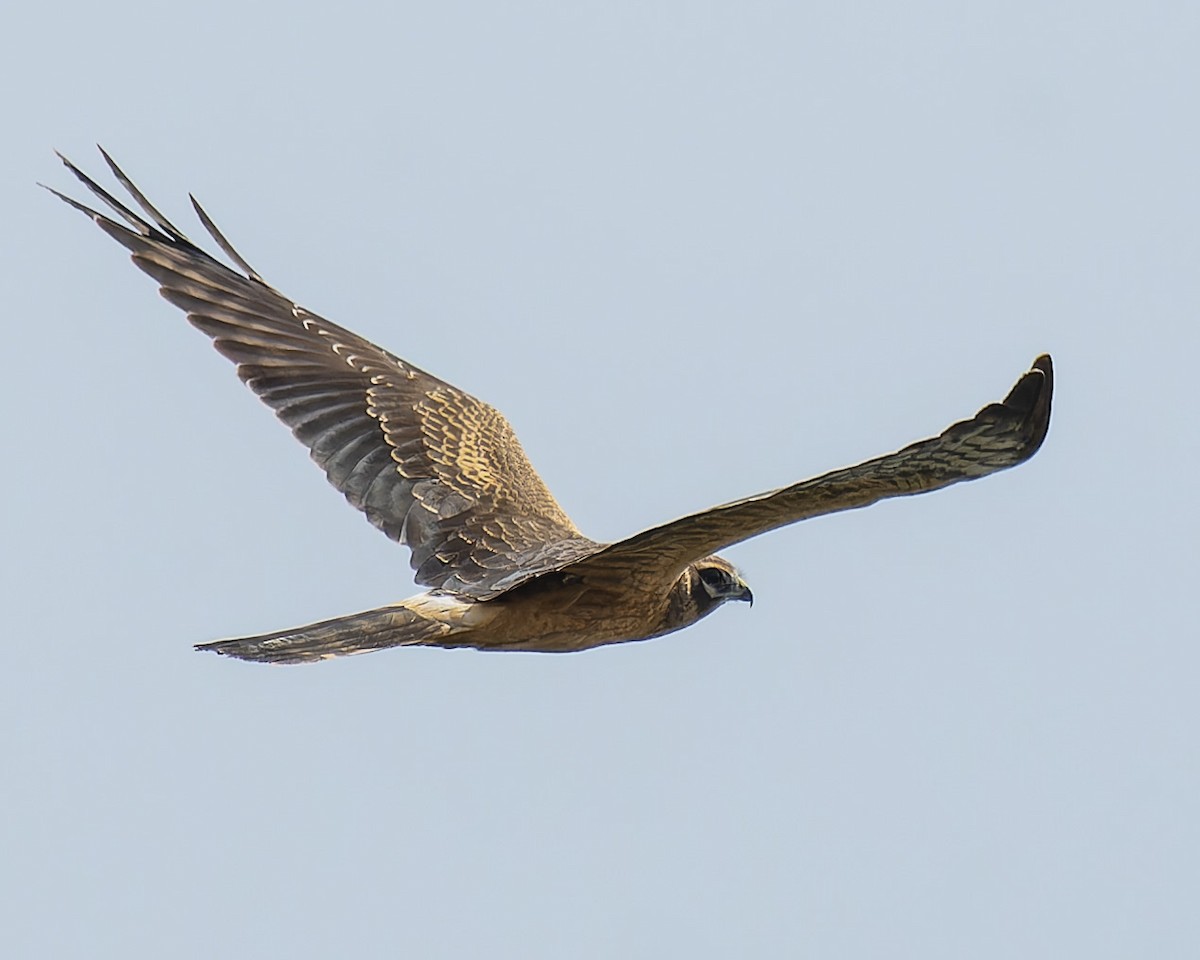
[403,592,494,629]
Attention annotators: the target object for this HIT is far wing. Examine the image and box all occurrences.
[562,355,1053,583]
[48,150,596,596]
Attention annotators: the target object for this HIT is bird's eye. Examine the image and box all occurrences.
[698,567,726,588]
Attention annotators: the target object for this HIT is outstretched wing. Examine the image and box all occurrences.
[48,150,597,597]
[561,355,1053,583]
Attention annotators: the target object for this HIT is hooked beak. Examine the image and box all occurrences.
[737,584,754,607]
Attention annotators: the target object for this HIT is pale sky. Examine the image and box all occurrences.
[4,2,1198,957]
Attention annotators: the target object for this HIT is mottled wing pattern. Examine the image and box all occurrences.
[48,151,596,597]
[562,355,1053,583]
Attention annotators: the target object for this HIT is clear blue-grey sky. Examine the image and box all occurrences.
[4,2,1197,957]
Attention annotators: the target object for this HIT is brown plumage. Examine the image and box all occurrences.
[47,150,1053,664]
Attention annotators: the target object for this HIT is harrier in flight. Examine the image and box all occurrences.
[48,150,1053,664]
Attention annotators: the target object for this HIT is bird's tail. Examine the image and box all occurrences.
[195,598,476,664]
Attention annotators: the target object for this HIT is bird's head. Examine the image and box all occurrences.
[692,556,753,609]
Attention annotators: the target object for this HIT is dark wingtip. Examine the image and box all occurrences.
[40,179,106,220]
[1032,353,1053,397]
[1001,354,1052,407]
[195,639,247,660]
[189,192,265,282]
[55,148,95,184]
[975,354,1053,464]
[1009,353,1053,460]
[47,147,163,236]
[47,148,267,283]
[52,150,93,191]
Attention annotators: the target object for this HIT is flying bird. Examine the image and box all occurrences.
[47,150,1053,664]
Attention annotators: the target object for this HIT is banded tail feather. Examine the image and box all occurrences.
[196,599,474,664]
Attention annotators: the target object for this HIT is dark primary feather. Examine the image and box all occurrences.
[48,150,597,600]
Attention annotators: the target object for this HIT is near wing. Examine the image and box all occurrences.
[561,355,1053,583]
[48,150,597,598]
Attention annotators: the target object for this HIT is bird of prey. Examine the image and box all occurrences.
[47,150,1053,664]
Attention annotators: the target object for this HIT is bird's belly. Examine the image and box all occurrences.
[474,590,663,653]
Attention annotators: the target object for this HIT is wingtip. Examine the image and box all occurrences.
[1015,353,1053,457]
[189,191,266,282]
[56,148,99,180]
[978,354,1053,465]
[96,144,124,180]
[1032,353,1053,394]
[46,151,90,204]
[40,179,105,219]
[1003,355,1054,411]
